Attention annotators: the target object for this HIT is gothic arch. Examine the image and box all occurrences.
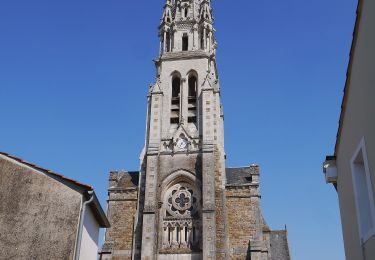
[170,72,181,125]
[186,69,198,78]
[159,169,202,251]
[161,169,201,194]
[170,70,182,78]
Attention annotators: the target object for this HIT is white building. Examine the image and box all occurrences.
[323,0,375,259]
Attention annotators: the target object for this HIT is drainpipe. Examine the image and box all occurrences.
[74,190,94,260]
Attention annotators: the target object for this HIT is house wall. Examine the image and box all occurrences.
[0,155,82,259]
[336,0,375,259]
[80,207,100,260]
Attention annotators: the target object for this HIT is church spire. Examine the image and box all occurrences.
[158,0,217,56]
[161,0,173,25]
[100,2,291,259]
[200,0,213,22]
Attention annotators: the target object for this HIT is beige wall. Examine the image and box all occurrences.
[336,0,375,259]
[0,155,82,259]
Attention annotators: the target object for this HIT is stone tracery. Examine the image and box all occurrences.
[161,182,201,251]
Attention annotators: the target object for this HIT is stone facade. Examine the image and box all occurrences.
[101,171,139,260]
[100,1,290,259]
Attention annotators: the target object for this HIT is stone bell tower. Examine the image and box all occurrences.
[100,1,291,260]
[140,0,223,259]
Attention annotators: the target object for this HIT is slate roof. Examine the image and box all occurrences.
[270,230,291,260]
[225,167,253,185]
[109,170,140,189]
[127,171,140,186]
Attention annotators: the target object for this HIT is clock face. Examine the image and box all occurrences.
[176,138,187,149]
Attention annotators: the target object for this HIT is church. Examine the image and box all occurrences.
[100,0,290,259]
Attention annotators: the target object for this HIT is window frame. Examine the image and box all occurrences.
[182,34,189,51]
[350,137,375,244]
[170,75,181,125]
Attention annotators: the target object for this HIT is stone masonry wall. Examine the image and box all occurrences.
[214,147,229,259]
[103,171,139,260]
[226,186,259,260]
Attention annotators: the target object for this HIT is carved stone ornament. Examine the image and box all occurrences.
[165,183,200,218]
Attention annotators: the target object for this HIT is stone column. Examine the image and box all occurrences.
[182,226,187,247]
[181,77,187,125]
[208,31,212,52]
[163,31,167,53]
[193,24,198,50]
[171,227,177,247]
[203,28,207,50]
[170,33,173,52]
[172,28,177,52]
[141,90,163,259]
[201,87,216,259]
[162,227,168,248]
[140,156,158,260]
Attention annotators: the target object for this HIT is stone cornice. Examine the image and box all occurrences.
[225,183,259,188]
[108,187,138,192]
[160,50,209,61]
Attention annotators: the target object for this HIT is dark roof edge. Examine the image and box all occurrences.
[0,151,92,190]
[334,0,363,156]
[86,191,110,228]
[270,229,292,259]
[270,229,288,233]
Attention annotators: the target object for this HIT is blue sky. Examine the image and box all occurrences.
[0,0,357,259]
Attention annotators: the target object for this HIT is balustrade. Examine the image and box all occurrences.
[162,219,200,249]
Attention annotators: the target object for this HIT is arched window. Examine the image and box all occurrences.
[185,8,188,18]
[172,77,180,98]
[188,75,197,124]
[182,34,188,51]
[188,76,197,98]
[170,76,181,124]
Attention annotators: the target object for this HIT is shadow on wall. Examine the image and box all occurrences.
[246,241,252,260]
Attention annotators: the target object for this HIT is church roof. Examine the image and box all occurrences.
[109,170,140,189]
[225,166,255,185]
[270,230,291,260]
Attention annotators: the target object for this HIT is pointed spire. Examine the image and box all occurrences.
[200,0,212,22]
[161,0,173,25]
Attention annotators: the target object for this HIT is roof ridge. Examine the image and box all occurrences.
[0,151,93,190]
[225,166,251,169]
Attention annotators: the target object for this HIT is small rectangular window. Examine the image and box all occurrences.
[351,137,375,243]
[182,34,188,51]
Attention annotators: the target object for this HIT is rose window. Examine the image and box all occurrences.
[165,183,199,219]
[162,182,201,251]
